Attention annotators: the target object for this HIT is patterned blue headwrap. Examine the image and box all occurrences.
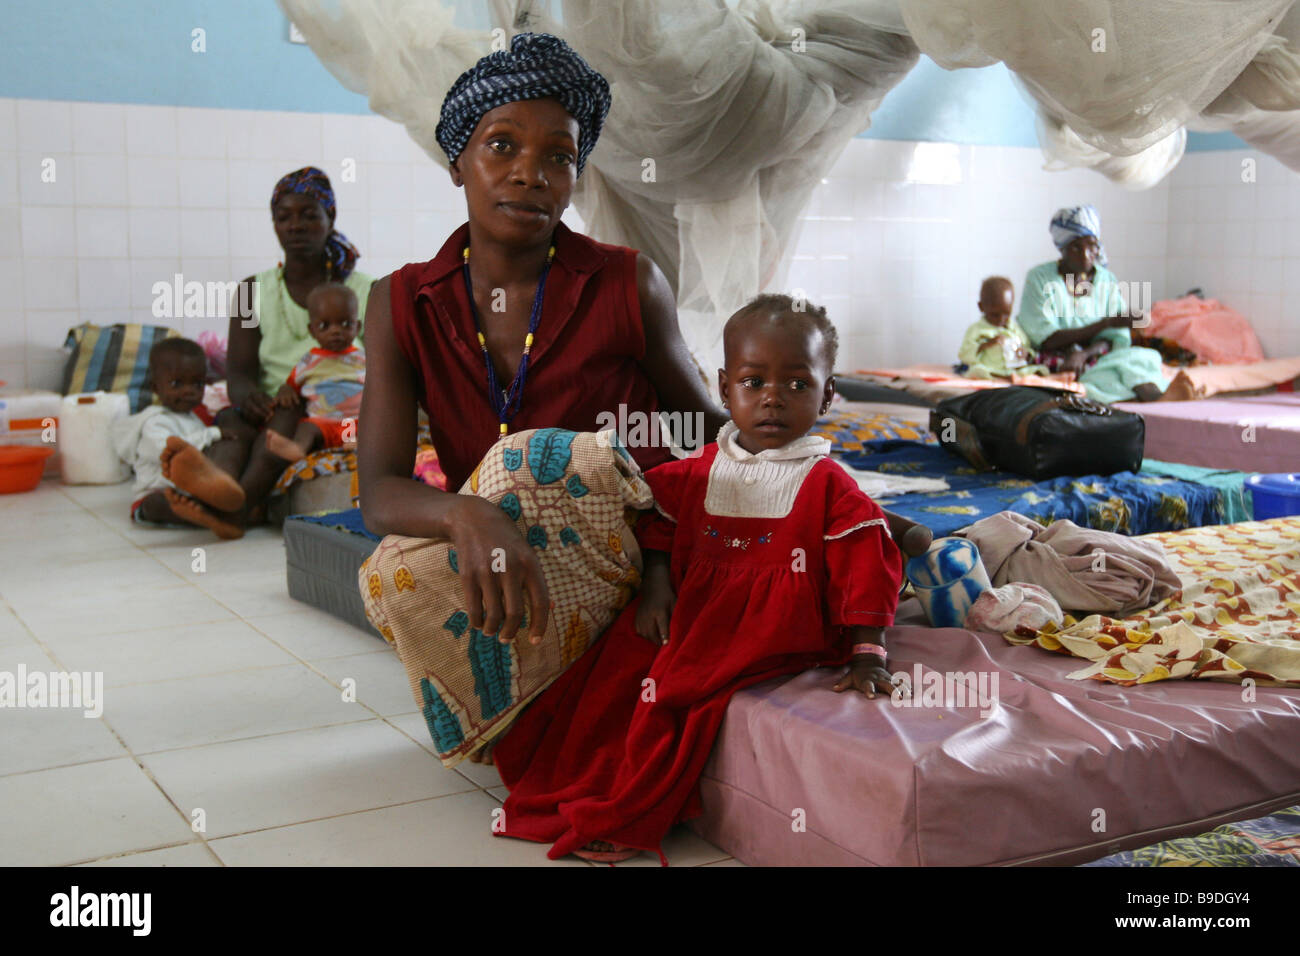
[1049,205,1108,267]
[435,33,611,176]
[271,166,361,280]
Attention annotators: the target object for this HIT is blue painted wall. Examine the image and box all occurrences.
[868,57,1037,147]
[0,0,372,113]
[0,0,1246,150]
[1185,131,1251,152]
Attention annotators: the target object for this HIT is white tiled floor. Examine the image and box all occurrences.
[0,478,736,867]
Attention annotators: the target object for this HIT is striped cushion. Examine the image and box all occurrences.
[61,323,181,413]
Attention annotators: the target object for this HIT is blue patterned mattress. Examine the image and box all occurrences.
[837,439,1252,538]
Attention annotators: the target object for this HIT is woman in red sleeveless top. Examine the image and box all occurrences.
[358,36,726,647]
[359,41,932,863]
[386,219,680,491]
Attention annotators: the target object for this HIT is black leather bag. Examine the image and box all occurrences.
[929,386,1145,480]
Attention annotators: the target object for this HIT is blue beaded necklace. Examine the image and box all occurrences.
[462,242,555,435]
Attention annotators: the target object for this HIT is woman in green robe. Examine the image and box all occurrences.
[214,167,374,527]
[1017,206,1200,403]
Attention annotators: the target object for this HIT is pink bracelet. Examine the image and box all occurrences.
[851,642,887,660]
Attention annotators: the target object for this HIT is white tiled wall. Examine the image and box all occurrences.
[0,98,477,391]
[1,97,1294,391]
[1164,151,1300,361]
[792,139,1171,372]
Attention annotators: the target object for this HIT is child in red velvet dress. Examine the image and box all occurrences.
[493,294,905,864]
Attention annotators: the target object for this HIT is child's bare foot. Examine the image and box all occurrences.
[264,430,310,463]
[161,436,246,511]
[163,488,244,539]
[1153,369,1205,402]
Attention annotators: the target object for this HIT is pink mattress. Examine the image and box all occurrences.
[690,600,1300,866]
[1114,393,1300,472]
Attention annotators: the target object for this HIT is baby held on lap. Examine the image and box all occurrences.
[264,283,366,463]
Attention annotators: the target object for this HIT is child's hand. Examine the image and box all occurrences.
[240,390,275,425]
[833,662,895,699]
[275,384,300,409]
[634,583,675,645]
[1060,348,1088,375]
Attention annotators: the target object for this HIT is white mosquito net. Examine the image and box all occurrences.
[903,0,1300,189]
[278,0,918,369]
[279,0,1300,370]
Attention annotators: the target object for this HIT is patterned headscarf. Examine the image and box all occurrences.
[1049,205,1108,267]
[435,33,611,176]
[270,166,361,280]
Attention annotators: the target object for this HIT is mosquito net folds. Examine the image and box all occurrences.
[279,0,1300,369]
[279,0,918,368]
[903,0,1300,188]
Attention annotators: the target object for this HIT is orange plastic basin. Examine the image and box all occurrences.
[0,445,55,494]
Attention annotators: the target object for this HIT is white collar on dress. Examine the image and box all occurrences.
[715,420,832,463]
[705,421,831,519]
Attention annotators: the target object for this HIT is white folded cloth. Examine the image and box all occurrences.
[833,458,949,498]
[964,583,1064,633]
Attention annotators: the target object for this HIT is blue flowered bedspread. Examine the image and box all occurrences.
[291,506,380,541]
[292,438,1252,542]
[838,439,1251,538]
[1084,805,1300,866]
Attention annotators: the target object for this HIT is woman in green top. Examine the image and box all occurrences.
[1017,206,1200,403]
[212,167,373,526]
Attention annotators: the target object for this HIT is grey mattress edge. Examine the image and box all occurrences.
[283,517,381,638]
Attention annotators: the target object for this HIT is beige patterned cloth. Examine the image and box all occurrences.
[359,428,653,767]
[1005,517,1300,686]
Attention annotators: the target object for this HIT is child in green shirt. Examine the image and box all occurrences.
[958,276,1047,379]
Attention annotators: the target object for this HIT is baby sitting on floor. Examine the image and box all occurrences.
[112,337,246,537]
[958,276,1048,379]
[264,283,366,463]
